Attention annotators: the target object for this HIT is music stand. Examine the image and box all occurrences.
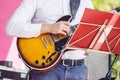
[99,54,119,80]
[64,8,120,79]
[100,7,120,80]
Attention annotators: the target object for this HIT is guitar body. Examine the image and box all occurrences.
[17,34,61,71]
[17,15,71,72]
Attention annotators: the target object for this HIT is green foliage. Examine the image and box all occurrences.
[92,0,120,11]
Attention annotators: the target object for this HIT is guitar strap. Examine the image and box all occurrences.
[70,0,81,21]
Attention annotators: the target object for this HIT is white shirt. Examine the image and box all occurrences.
[6,0,94,59]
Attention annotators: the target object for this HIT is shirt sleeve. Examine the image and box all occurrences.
[6,0,42,38]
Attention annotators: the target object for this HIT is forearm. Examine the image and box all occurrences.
[41,21,70,36]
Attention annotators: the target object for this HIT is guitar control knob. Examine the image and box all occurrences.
[42,56,46,59]
[35,60,39,64]
[42,63,45,67]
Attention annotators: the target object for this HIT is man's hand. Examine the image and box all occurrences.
[41,21,70,36]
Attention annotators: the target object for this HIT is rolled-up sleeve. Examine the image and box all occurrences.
[6,0,41,38]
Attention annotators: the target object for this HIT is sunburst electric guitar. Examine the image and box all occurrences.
[17,15,77,72]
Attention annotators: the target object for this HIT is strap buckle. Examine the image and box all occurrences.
[62,59,74,66]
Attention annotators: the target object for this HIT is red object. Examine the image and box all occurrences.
[66,8,120,54]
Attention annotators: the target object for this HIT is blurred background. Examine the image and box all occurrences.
[0,0,120,80]
[92,0,120,11]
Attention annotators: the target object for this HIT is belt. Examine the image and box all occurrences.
[62,59,84,66]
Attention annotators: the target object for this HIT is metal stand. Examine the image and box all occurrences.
[99,54,119,80]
